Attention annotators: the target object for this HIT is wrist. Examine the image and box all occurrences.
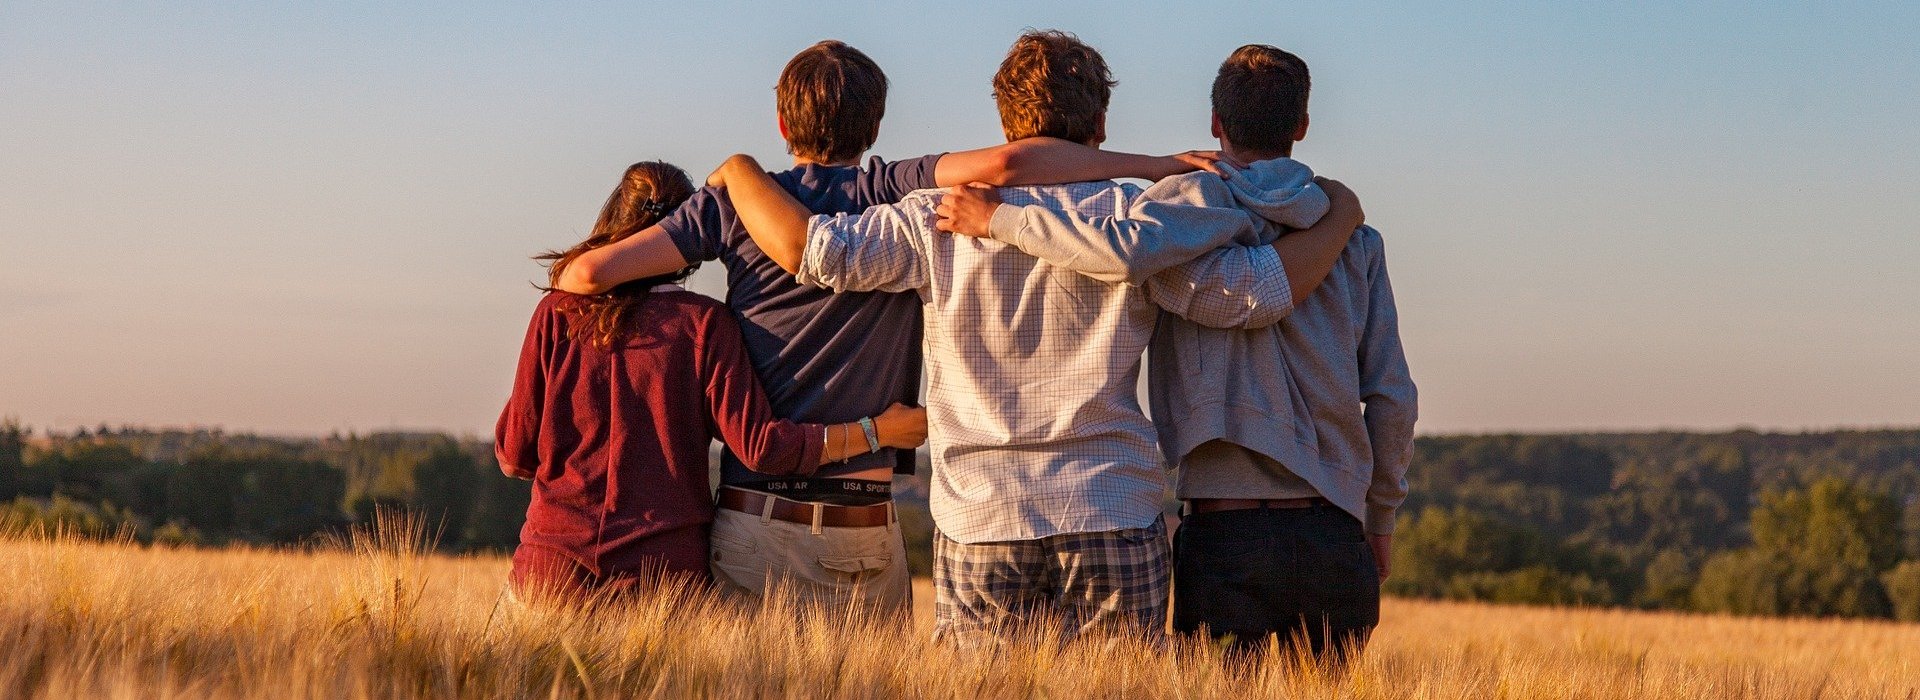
[1154,154,1187,179]
[874,416,905,448]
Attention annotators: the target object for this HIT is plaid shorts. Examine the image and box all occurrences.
[932,516,1170,646]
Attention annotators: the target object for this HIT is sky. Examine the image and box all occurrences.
[3,1,1918,438]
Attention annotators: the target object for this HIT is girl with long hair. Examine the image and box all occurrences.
[495,161,926,600]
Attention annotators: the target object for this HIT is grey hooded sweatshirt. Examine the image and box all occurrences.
[983,158,1417,534]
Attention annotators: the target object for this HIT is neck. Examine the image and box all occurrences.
[1224,144,1291,164]
[793,156,861,168]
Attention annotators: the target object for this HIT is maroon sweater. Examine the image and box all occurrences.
[495,288,824,577]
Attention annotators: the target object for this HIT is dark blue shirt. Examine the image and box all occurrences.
[657,154,941,486]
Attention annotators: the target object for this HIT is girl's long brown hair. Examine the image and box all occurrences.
[537,161,697,348]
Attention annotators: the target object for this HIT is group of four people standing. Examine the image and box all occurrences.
[496,30,1416,660]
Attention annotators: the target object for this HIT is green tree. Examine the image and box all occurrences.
[1389,505,1630,606]
[1882,561,1920,622]
[234,457,347,542]
[465,465,530,552]
[0,420,22,499]
[1639,549,1697,609]
[409,442,479,549]
[1692,478,1902,617]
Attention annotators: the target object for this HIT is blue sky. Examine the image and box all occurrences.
[2,2,1917,436]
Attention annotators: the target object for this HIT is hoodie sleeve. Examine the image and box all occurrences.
[1356,227,1418,535]
[985,174,1255,285]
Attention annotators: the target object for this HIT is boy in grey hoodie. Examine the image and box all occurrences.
[936,45,1417,660]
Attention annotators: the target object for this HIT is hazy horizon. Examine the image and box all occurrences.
[5,3,1918,437]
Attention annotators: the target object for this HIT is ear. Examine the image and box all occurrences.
[1211,111,1224,140]
[1092,112,1107,146]
[777,116,790,143]
[1293,112,1309,142]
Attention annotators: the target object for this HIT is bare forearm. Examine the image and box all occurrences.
[553,225,688,295]
[816,423,866,464]
[939,137,1192,187]
[1271,222,1355,305]
[816,405,926,465]
[1272,179,1365,305]
[717,156,813,274]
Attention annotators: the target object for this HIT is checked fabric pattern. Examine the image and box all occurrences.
[798,182,1290,545]
[931,516,1170,646]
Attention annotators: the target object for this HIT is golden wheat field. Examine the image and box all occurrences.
[4,523,1919,699]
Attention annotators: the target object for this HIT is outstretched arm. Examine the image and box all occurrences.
[552,225,691,295]
[1139,185,1363,328]
[708,154,814,274]
[937,175,1364,308]
[713,154,931,293]
[935,137,1227,187]
[699,309,928,473]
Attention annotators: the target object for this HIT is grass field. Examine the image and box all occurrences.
[4,522,1919,699]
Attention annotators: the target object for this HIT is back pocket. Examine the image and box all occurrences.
[818,554,892,578]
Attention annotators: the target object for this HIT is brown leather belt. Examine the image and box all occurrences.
[717,487,894,528]
[1188,497,1329,514]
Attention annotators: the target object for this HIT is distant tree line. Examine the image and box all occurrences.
[5,420,1918,621]
[0,420,527,551]
[1390,431,1920,621]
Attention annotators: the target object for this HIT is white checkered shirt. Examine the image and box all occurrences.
[799,181,1291,544]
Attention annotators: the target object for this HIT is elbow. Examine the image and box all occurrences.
[497,458,533,481]
[775,252,803,276]
[559,258,612,295]
[981,144,1025,186]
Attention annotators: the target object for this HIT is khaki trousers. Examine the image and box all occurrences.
[708,505,911,619]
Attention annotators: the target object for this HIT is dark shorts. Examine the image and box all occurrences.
[1173,504,1379,660]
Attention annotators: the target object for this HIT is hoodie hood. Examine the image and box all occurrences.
[1218,157,1328,231]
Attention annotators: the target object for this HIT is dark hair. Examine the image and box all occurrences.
[776,40,888,163]
[991,30,1115,144]
[1212,44,1311,155]
[537,161,696,348]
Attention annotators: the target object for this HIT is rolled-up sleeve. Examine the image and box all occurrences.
[987,176,1253,285]
[796,197,932,294]
[1140,244,1294,330]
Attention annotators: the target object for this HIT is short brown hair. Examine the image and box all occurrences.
[991,30,1115,143]
[1212,45,1311,155]
[776,40,888,163]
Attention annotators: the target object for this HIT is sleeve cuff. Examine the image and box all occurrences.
[798,424,826,476]
[987,203,1024,245]
[1246,245,1295,327]
[795,215,844,288]
[1366,504,1398,536]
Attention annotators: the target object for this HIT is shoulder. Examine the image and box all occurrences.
[1141,171,1231,206]
[1351,224,1388,261]
[529,291,578,334]
[651,288,728,316]
[837,188,943,222]
[672,186,723,215]
[994,180,1127,209]
[658,186,724,233]
[535,290,573,314]
[866,153,943,174]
